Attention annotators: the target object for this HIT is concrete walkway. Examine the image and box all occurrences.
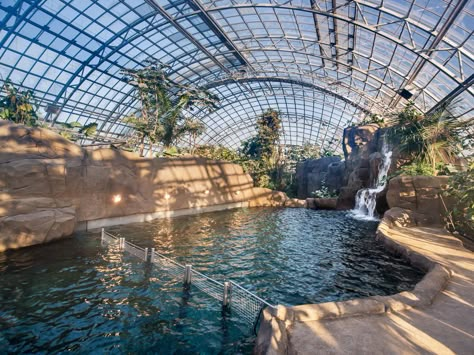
[287,226,474,354]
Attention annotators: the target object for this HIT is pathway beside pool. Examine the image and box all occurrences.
[285,225,473,354]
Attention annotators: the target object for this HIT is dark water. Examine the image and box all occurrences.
[0,208,424,354]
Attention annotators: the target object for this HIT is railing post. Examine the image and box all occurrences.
[183,265,192,286]
[119,237,125,250]
[101,228,105,240]
[144,248,148,262]
[223,281,232,308]
[150,248,155,263]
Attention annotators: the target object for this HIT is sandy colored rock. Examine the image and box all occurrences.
[387,176,453,226]
[0,207,76,252]
[284,198,307,208]
[383,207,416,227]
[279,299,385,322]
[0,121,290,251]
[278,222,473,355]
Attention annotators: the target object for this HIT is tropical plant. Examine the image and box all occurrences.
[193,145,241,162]
[121,58,218,156]
[56,121,98,141]
[79,122,98,137]
[321,148,340,157]
[396,161,436,176]
[0,80,39,126]
[311,183,338,198]
[388,101,473,174]
[241,109,283,188]
[445,162,474,238]
[180,118,206,154]
[360,113,385,127]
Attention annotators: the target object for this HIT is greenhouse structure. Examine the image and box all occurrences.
[0,1,473,354]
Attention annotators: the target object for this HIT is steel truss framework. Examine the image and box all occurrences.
[0,0,472,151]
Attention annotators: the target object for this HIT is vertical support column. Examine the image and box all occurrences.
[119,238,125,250]
[223,281,232,308]
[144,248,148,262]
[183,265,192,286]
[101,228,105,241]
[150,248,155,263]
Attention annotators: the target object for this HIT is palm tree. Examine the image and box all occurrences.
[388,101,473,173]
[121,59,218,156]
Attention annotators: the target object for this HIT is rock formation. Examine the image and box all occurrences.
[295,156,343,199]
[386,176,454,226]
[0,122,290,252]
[337,124,383,209]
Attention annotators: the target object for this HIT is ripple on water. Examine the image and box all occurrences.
[0,208,424,353]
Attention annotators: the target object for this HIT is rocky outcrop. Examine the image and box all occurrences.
[284,198,307,208]
[337,124,388,210]
[386,176,454,226]
[0,121,288,252]
[306,198,338,210]
[296,156,343,199]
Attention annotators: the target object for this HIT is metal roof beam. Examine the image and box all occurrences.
[390,0,469,108]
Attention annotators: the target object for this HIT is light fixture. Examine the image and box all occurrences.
[235,190,241,195]
[164,193,170,200]
[112,194,122,204]
[204,190,210,195]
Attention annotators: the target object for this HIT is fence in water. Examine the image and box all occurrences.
[100,229,276,327]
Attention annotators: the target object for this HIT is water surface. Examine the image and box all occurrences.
[0,208,424,353]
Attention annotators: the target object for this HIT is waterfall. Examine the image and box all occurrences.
[352,141,392,220]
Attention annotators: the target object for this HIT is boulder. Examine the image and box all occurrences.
[306,198,316,209]
[0,207,76,252]
[0,122,290,252]
[284,198,307,208]
[386,176,453,226]
[296,156,342,198]
[247,188,288,207]
[314,198,338,210]
[383,207,416,228]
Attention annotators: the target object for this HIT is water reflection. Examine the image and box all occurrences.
[0,208,424,353]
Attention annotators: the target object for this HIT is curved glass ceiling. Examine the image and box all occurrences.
[0,0,472,152]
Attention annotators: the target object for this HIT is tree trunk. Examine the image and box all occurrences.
[139,135,145,157]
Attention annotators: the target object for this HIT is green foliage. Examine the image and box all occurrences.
[446,162,474,237]
[284,142,321,170]
[79,122,98,137]
[193,145,241,163]
[388,101,472,174]
[0,80,39,126]
[162,146,180,156]
[311,183,338,198]
[56,121,98,142]
[360,113,385,127]
[396,160,436,176]
[320,148,341,158]
[121,58,218,156]
[241,109,283,189]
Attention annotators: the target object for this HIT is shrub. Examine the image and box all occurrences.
[445,163,474,238]
[311,184,338,198]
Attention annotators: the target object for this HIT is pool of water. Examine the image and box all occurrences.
[0,208,424,353]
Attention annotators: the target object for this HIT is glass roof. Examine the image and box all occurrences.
[0,0,472,152]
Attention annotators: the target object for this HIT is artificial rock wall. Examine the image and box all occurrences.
[295,156,343,199]
[0,122,287,252]
[385,176,454,227]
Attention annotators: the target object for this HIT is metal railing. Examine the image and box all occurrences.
[100,229,275,326]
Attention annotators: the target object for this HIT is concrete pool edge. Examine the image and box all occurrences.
[255,214,459,354]
[74,201,250,231]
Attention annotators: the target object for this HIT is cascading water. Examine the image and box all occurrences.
[352,141,393,220]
